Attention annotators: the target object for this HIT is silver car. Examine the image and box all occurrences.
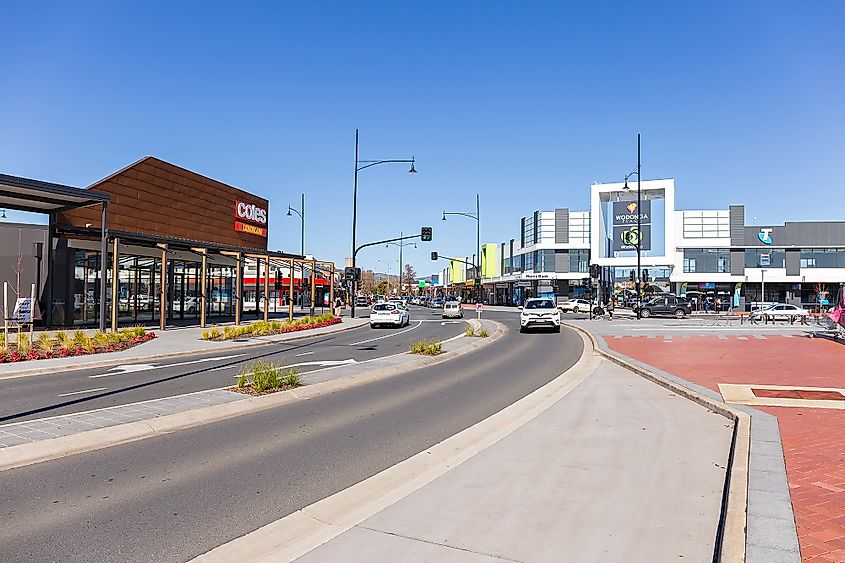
[442,301,463,319]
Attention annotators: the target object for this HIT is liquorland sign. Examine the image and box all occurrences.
[234,200,268,238]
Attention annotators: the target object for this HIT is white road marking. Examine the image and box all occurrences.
[58,387,108,397]
[348,321,422,346]
[89,354,246,378]
[294,351,314,357]
[232,359,357,377]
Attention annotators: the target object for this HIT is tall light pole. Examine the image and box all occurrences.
[287,194,305,307]
[622,134,642,319]
[386,233,417,295]
[443,194,481,302]
[351,129,416,318]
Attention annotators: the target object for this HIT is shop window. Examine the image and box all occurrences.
[684,258,696,273]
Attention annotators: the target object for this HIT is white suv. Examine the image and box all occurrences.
[520,298,561,332]
[370,303,410,328]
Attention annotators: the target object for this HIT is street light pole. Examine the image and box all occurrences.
[287,194,305,307]
[443,193,481,302]
[623,133,642,319]
[350,129,416,318]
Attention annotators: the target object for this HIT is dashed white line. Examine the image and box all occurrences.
[348,321,422,346]
[294,351,314,357]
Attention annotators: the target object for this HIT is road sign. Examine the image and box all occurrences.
[475,302,483,319]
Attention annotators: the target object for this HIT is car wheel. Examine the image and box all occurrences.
[674,309,686,318]
[640,309,651,318]
[573,307,579,313]
[554,325,561,333]
[519,326,526,333]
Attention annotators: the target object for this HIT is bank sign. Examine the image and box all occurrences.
[234,200,268,238]
[612,200,651,251]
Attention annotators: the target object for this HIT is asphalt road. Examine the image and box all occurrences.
[0,310,585,562]
[0,306,467,424]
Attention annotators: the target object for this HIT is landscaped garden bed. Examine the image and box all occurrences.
[231,360,302,395]
[0,327,155,363]
[201,314,341,341]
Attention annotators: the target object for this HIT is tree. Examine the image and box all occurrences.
[359,269,375,294]
[373,279,389,295]
[402,264,417,294]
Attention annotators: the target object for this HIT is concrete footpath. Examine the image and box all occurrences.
[0,317,370,379]
[198,331,734,562]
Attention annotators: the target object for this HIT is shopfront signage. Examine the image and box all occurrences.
[522,272,548,280]
[235,200,268,226]
[612,200,651,226]
[613,224,652,251]
[758,228,773,245]
[235,221,268,238]
[515,281,533,287]
[495,283,508,289]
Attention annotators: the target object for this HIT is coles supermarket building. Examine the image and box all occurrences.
[441,179,845,309]
[0,157,333,331]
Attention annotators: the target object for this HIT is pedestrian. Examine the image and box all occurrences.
[606,298,614,321]
[715,297,721,314]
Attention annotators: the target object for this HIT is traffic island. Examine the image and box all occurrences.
[231,360,302,395]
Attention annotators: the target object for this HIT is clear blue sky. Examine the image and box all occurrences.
[2,1,842,275]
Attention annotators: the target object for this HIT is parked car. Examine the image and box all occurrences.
[559,298,591,313]
[354,295,370,307]
[634,295,692,318]
[749,303,809,322]
[519,298,561,332]
[172,296,198,314]
[369,302,410,328]
[442,301,464,319]
[430,297,445,308]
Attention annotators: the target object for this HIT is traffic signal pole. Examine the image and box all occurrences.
[351,230,429,318]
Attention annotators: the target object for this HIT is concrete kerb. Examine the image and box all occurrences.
[562,321,749,563]
[191,328,599,563]
[0,319,369,381]
[0,321,507,473]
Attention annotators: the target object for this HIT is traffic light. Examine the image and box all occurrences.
[589,264,600,279]
[431,251,438,261]
[344,267,356,282]
[420,226,432,241]
[274,269,282,291]
[629,269,635,282]
[355,267,361,281]
[642,269,649,283]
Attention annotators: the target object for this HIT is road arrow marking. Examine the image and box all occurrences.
[90,354,245,378]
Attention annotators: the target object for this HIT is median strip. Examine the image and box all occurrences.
[0,320,506,472]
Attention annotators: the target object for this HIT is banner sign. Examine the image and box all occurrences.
[613,224,651,251]
[612,200,651,226]
[12,297,40,323]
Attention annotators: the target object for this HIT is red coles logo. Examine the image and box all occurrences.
[235,200,267,225]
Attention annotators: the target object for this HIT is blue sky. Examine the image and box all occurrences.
[2,1,843,274]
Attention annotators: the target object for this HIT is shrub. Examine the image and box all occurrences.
[236,372,247,389]
[464,326,475,337]
[478,328,490,338]
[410,340,442,356]
[72,330,87,348]
[17,333,31,354]
[55,331,70,348]
[282,368,301,387]
[36,333,54,353]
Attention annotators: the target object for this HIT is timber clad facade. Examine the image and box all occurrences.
[57,157,269,250]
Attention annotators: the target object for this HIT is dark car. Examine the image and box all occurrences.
[635,295,692,318]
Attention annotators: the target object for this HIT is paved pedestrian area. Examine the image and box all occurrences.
[608,334,845,562]
[0,389,245,448]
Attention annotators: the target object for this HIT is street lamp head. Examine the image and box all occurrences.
[441,212,446,221]
[286,206,292,216]
[408,158,417,174]
[623,181,630,191]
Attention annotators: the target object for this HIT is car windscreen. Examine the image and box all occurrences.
[525,300,555,309]
[372,304,395,311]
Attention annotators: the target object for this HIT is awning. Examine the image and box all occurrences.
[0,173,109,214]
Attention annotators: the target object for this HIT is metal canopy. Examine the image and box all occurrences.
[0,172,110,214]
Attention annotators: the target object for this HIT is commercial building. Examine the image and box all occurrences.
[470,178,844,308]
[0,157,334,330]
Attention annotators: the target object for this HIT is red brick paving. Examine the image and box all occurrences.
[607,335,845,562]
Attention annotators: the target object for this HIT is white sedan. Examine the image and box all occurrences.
[749,303,810,322]
[558,299,591,313]
[370,303,410,328]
